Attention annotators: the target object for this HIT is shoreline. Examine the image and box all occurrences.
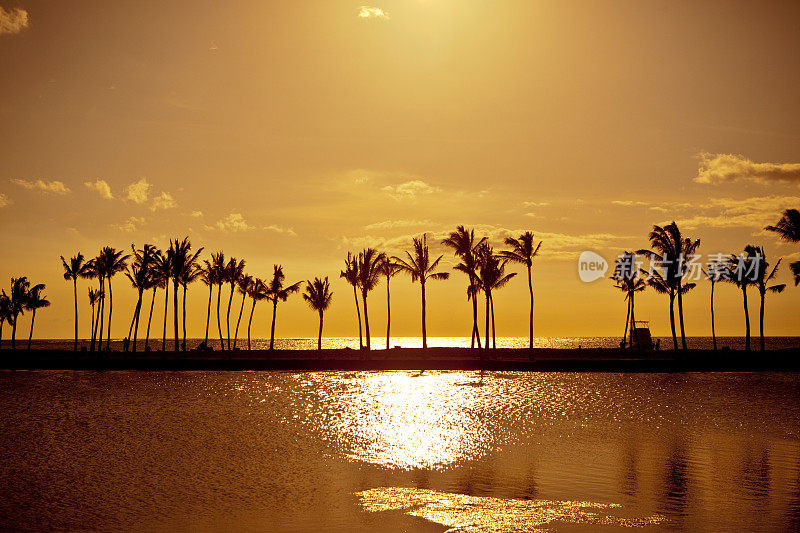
[1,347,799,372]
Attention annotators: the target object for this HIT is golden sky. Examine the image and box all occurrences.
[1,0,799,339]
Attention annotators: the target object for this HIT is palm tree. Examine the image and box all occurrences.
[704,258,729,351]
[25,284,49,351]
[60,253,91,351]
[748,246,787,351]
[378,257,402,350]
[88,288,101,348]
[125,244,157,353]
[611,252,645,348]
[726,247,762,352]
[144,249,165,352]
[180,264,202,351]
[303,277,333,350]
[233,274,253,350]
[765,208,800,286]
[199,260,216,347]
[210,252,226,350]
[224,257,245,350]
[246,278,268,351]
[98,247,131,350]
[0,291,10,349]
[89,253,106,350]
[476,244,517,349]
[442,226,487,349]
[9,277,30,350]
[154,250,173,351]
[83,259,100,351]
[168,237,203,352]
[340,252,363,349]
[499,231,542,349]
[638,222,700,350]
[642,268,695,350]
[357,248,386,351]
[266,265,302,351]
[393,234,450,349]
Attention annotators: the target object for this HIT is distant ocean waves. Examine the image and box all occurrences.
[10,336,800,351]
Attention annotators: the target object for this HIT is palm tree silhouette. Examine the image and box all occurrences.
[303,277,333,350]
[703,259,728,351]
[209,252,226,350]
[224,257,245,350]
[246,278,268,351]
[199,259,216,347]
[88,287,101,349]
[442,226,487,350]
[144,249,165,352]
[25,283,49,351]
[725,248,762,351]
[0,290,11,349]
[611,252,645,348]
[747,246,787,351]
[638,222,700,350]
[499,232,542,349]
[357,248,386,351]
[9,277,30,351]
[168,237,203,352]
[266,264,302,351]
[83,259,100,351]
[233,274,253,350]
[125,244,157,353]
[89,253,105,350]
[154,250,173,351]
[60,253,91,351]
[378,257,402,350]
[765,209,800,286]
[393,234,450,349]
[476,244,517,349]
[340,252,363,350]
[180,263,202,351]
[98,247,131,351]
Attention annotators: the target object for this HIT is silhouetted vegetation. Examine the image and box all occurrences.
[303,277,333,350]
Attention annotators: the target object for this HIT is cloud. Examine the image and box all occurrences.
[523,201,550,207]
[672,195,800,231]
[209,42,219,52]
[382,180,441,201]
[0,7,29,35]
[214,213,252,232]
[611,200,648,207]
[125,178,151,204]
[364,219,433,230]
[111,216,145,233]
[11,178,70,194]
[0,193,10,207]
[358,6,389,19]
[84,179,114,200]
[190,210,203,218]
[263,224,297,237]
[694,152,800,185]
[150,191,176,211]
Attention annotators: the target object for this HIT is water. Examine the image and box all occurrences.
[15,336,800,351]
[0,371,798,531]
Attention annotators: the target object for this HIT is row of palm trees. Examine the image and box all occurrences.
[55,239,335,353]
[613,209,800,351]
[338,228,542,351]
[0,277,50,351]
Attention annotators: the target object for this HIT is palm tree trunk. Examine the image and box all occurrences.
[226,284,234,350]
[317,310,323,351]
[490,292,497,349]
[145,287,156,351]
[90,303,95,351]
[27,309,36,351]
[11,313,17,351]
[484,290,490,349]
[352,285,362,349]
[470,274,481,350]
[269,300,277,350]
[182,283,187,351]
[247,299,256,351]
[385,277,391,350]
[421,280,428,349]
[362,290,370,350]
[527,264,533,349]
[630,290,637,348]
[0,318,4,349]
[106,277,114,350]
[669,291,677,351]
[173,280,180,352]
[204,285,212,344]
[216,284,224,351]
[126,296,138,351]
[710,281,717,351]
[72,279,78,351]
[162,281,169,351]
[98,277,105,350]
[759,291,765,352]
[742,286,751,351]
[676,283,688,350]
[131,292,143,352]
[622,296,631,347]
[233,290,246,350]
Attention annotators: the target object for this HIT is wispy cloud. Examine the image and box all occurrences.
[111,216,145,233]
[0,193,10,207]
[364,219,433,230]
[382,180,440,201]
[695,152,800,185]
[263,224,297,237]
[671,195,800,231]
[523,201,550,207]
[0,7,29,35]
[84,179,114,200]
[358,6,389,19]
[11,178,70,195]
[213,213,252,232]
[150,191,176,211]
[190,210,203,218]
[125,178,151,204]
